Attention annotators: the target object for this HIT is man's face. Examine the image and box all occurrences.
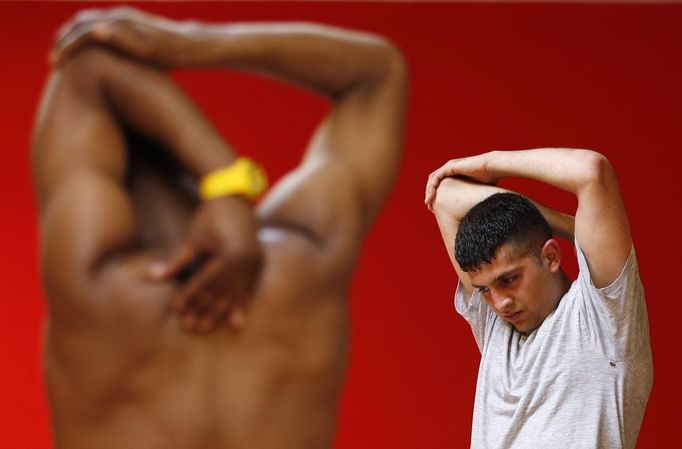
[468,242,560,334]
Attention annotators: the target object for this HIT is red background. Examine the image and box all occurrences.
[1,1,680,448]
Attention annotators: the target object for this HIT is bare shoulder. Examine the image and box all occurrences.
[256,160,366,288]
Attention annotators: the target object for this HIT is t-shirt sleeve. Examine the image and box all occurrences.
[574,239,649,362]
[454,280,491,353]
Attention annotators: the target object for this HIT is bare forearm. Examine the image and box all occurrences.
[97,49,234,177]
[433,177,505,223]
[533,203,575,241]
[52,8,407,239]
[431,178,501,271]
[434,177,574,241]
[53,10,406,182]
[427,147,630,287]
[483,148,610,197]
[482,149,628,246]
[178,22,401,98]
[53,11,403,100]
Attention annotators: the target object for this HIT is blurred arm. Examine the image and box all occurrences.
[52,9,408,241]
[33,47,255,329]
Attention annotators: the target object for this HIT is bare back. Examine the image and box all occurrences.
[44,153,352,449]
[35,14,406,449]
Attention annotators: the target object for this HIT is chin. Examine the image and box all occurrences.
[513,322,536,334]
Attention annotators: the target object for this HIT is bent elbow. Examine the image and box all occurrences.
[383,43,408,78]
[579,149,616,189]
[369,39,408,89]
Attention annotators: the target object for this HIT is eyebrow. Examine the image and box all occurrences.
[472,268,521,289]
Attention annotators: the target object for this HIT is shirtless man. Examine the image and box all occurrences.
[33,7,406,449]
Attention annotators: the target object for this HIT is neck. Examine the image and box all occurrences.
[551,269,571,306]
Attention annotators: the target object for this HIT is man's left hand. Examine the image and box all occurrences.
[425,153,499,211]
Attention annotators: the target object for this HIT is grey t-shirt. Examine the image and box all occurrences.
[454,241,652,449]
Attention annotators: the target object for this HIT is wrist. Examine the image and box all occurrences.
[180,25,216,66]
[483,150,501,179]
[199,157,268,201]
[180,24,243,67]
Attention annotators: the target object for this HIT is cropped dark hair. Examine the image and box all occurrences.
[455,193,552,272]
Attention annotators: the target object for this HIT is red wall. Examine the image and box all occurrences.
[1,2,679,448]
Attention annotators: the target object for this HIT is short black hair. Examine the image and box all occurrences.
[455,193,552,272]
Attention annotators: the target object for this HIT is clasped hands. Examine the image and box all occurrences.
[150,196,263,334]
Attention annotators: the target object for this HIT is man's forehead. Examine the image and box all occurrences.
[469,246,527,284]
[470,261,520,283]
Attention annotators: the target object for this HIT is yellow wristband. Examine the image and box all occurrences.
[199,157,268,200]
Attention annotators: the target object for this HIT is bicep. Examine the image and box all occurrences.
[33,61,136,321]
[574,155,632,288]
[40,172,138,324]
[433,205,474,297]
[33,63,127,208]
[431,178,504,296]
[256,157,364,284]
[314,69,407,224]
[257,59,406,269]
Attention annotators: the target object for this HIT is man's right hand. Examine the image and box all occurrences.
[50,7,197,67]
[151,196,263,333]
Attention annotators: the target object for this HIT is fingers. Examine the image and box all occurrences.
[424,163,452,211]
[171,258,224,314]
[196,298,232,333]
[51,9,105,65]
[424,172,440,210]
[172,259,231,333]
[160,198,263,333]
[149,242,198,281]
[172,256,255,333]
[180,297,241,334]
[49,7,142,66]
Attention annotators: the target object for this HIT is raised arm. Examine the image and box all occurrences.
[432,177,575,296]
[426,149,629,288]
[33,46,265,330]
[52,7,408,275]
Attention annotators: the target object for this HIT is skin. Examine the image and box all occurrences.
[427,147,631,332]
[33,8,406,449]
[467,241,570,333]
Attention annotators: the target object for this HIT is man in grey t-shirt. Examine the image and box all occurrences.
[424,149,652,449]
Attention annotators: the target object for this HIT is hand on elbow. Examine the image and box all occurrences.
[429,177,469,216]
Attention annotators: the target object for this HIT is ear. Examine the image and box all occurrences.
[540,239,562,273]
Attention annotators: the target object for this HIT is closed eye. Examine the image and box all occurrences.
[498,275,518,287]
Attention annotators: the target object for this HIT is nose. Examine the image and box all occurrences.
[491,290,513,311]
